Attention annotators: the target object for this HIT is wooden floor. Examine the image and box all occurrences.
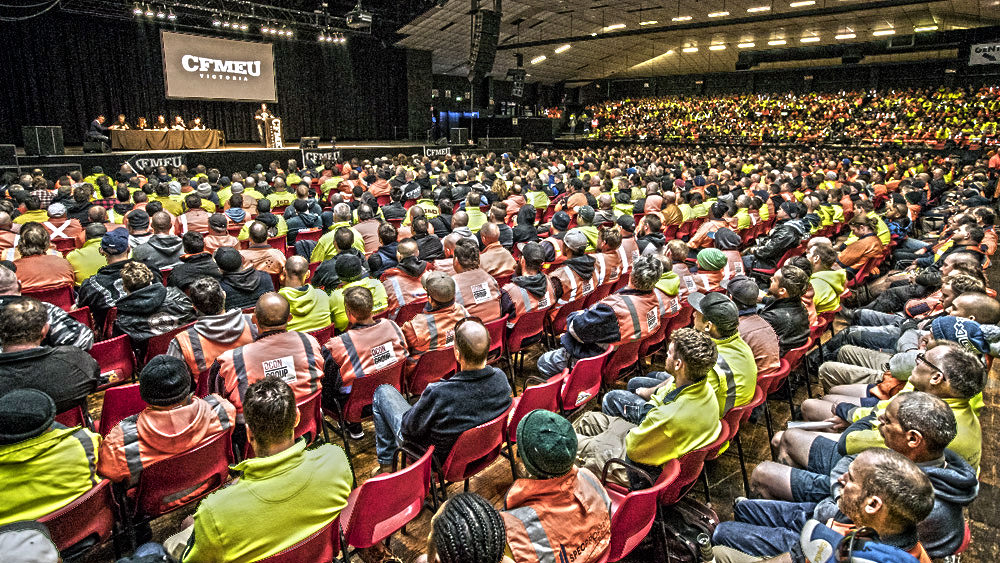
[82,341,802,563]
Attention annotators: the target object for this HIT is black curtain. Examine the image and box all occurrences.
[0,12,409,145]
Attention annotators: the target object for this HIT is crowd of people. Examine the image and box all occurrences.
[586,86,1000,147]
[0,137,997,563]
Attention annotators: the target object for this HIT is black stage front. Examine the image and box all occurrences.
[4,141,498,177]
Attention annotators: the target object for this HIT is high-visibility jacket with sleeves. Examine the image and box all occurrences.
[501,467,612,563]
[625,378,724,467]
[382,270,428,317]
[0,425,100,526]
[97,395,236,489]
[600,289,664,346]
[618,237,638,275]
[689,269,726,293]
[453,269,502,321]
[480,243,517,279]
[550,264,597,306]
[653,271,682,317]
[324,319,408,392]
[170,316,258,376]
[544,236,566,264]
[401,302,468,360]
[210,331,325,421]
[311,222,366,261]
[330,278,390,332]
[592,251,624,285]
[503,277,556,329]
[707,333,758,417]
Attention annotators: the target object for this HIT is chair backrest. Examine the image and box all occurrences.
[440,408,509,484]
[387,217,403,230]
[784,339,813,370]
[261,517,339,562]
[582,281,613,308]
[98,383,148,435]
[662,224,679,238]
[658,420,729,506]
[227,224,243,237]
[664,305,694,338]
[483,316,506,362]
[376,195,391,207]
[775,245,805,270]
[606,459,682,562]
[68,306,93,330]
[394,298,428,326]
[505,308,549,353]
[133,427,235,518]
[602,340,642,385]
[610,274,630,294]
[295,228,323,244]
[340,361,404,422]
[638,311,673,358]
[267,234,287,254]
[54,405,90,430]
[561,347,614,412]
[716,386,766,458]
[506,376,563,444]
[405,347,457,395]
[293,391,323,444]
[493,274,513,288]
[547,294,587,335]
[38,479,116,553]
[307,323,334,345]
[341,446,435,549]
[88,334,136,389]
[53,237,78,254]
[23,284,74,311]
[757,359,791,396]
[101,307,119,339]
[144,321,195,364]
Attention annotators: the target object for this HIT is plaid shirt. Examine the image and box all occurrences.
[92,198,119,209]
[30,189,55,209]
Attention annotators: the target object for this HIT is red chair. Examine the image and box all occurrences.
[159,268,172,286]
[750,245,804,277]
[23,284,74,311]
[582,281,613,308]
[662,223,679,238]
[545,294,587,344]
[483,316,506,366]
[143,321,195,364]
[98,383,147,436]
[664,305,694,338]
[601,339,642,387]
[38,479,117,558]
[245,391,324,458]
[267,234,287,255]
[434,408,509,500]
[638,310,675,369]
[340,446,435,554]
[294,228,323,244]
[504,308,550,385]
[324,361,405,483]
[227,224,243,237]
[392,298,428,326]
[404,347,457,395]
[660,420,730,506]
[67,306,93,331]
[387,217,403,230]
[715,386,766,496]
[600,459,682,562]
[610,274,630,294]
[502,375,563,479]
[376,195,391,207]
[493,273,513,287]
[260,517,340,563]
[307,323,334,345]
[559,347,614,415]
[89,334,137,390]
[308,260,321,278]
[757,359,793,458]
[128,427,235,545]
[54,405,92,430]
[101,306,119,340]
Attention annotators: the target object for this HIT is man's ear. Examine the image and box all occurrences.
[40,322,50,340]
[864,495,883,515]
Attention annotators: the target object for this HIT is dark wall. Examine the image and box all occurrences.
[0,13,409,145]
[406,49,433,141]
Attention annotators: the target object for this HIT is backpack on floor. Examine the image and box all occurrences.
[659,497,720,562]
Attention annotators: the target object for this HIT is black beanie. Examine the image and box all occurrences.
[0,389,56,445]
[139,355,192,406]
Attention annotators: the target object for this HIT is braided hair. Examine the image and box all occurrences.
[429,493,506,563]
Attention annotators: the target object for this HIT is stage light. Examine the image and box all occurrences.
[914,25,938,32]
[708,11,729,17]
[835,32,856,39]
[156,8,166,19]
[239,22,248,31]
[554,44,571,54]
[132,3,142,15]
[144,6,154,17]
[530,55,546,64]
[709,44,726,50]
[747,6,771,13]
[639,20,658,25]
[672,15,692,21]
[800,36,820,42]
[212,16,221,26]
[167,10,176,20]
[738,42,755,48]
[682,46,698,52]
[789,0,814,5]
[222,21,231,27]
[768,39,787,45]
[873,29,895,36]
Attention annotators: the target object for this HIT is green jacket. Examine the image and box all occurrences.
[811,270,848,313]
[626,378,723,467]
[654,270,680,296]
[526,191,550,210]
[467,207,488,233]
[183,441,352,563]
[66,238,105,285]
[577,225,600,253]
[330,278,390,331]
[278,285,332,333]
[237,216,288,241]
[706,333,758,417]
[311,222,365,260]
[0,425,100,526]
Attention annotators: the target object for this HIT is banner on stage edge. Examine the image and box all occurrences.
[302,149,341,168]
[424,146,451,158]
[969,43,1000,65]
[127,153,187,172]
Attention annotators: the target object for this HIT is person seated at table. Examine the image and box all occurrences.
[109,114,130,130]
[188,117,207,130]
[171,116,187,130]
[135,116,148,129]
[86,115,110,144]
[152,115,168,130]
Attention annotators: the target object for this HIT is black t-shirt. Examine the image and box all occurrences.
[0,346,99,412]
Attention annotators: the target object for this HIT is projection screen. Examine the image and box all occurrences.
[162,30,277,102]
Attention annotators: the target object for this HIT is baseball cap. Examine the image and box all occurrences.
[101,228,130,255]
[563,229,589,253]
[727,275,761,309]
[688,291,740,334]
[46,203,66,217]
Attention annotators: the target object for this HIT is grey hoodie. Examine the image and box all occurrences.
[133,234,183,270]
[165,309,258,361]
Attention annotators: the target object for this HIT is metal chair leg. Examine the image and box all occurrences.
[701,468,711,505]
[785,377,796,421]
[763,400,776,461]
[735,433,750,496]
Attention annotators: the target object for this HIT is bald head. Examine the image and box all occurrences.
[455,319,490,368]
[88,206,107,223]
[0,266,19,295]
[452,211,469,228]
[253,292,291,329]
[0,212,11,230]
[397,238,419,260]
[151,211,173,233]
[479,222,499,245]
[952,292,1000,324]
[442,233,463,257]
[423,271,456,305]
[598,193,613,209]
[284,255,309,286]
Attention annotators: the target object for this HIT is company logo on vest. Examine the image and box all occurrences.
[180,55,262,81]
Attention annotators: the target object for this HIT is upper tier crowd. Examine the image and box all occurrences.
[585,86,1000,147]
[0,136,999,563]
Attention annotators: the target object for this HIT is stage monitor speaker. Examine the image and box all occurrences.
[436,136,449,146]
[468,10,501,81]
[299,136,320,149]
[22,126,64,156]
[450,128,469,145]
[0,145,15,166]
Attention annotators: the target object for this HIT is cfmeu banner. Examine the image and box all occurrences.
[162,30,277,101]
[969,43,1000,65]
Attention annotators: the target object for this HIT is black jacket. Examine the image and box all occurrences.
[0,346,99,412]
[414,233,444,262]
[429,214,452,237]
[369,242,399,279]
[749,219,807,270]
[75,260,135,328]
[115,284,195,345]
[381,202,407,220]
[759,297,810,354]
[167,252,222,290]
[220,268,274,311]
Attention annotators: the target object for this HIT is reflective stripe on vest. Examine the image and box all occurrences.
[120,415,144,487]
[717,354,738,414]
[506,506,556,563]
[178,214,188,233]
[44,220,71,239]
[620,295,642,341]
[70,427,99,488]
[202,395,233,430]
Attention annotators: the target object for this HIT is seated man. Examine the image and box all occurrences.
[114,261,195,346]
[748,392,976,559]
[499,241,556,328]
[12,223,74,292]
[278,255,332,332]
[166,277,257,377]
[451,237,502,321]
[759,264,811,354]
[328,254,389,332]
[0,297,99,413]
[209,292,326,425]
[592,227,625,286]
[311,204,365,261]
[368,223,400,279]
[836,216,884,278]
[0,389,101,526]
[711,449,935,563]
[0,266,93,351]
[575,328,724,486]
[132,211,183,270]
[548,230,598,305]
[323,286,408,438]
[202,214,238,254]
[727,275,780,375]
[400,272,468,369]
[806,243,847,314]
[371,317,511,473]
[173,377,351,562]
[66,223,107,285]
[167,232,223,291]
[215,247,274,311]
[97,355,236,490]
[176,194,212,234]
[478,222,516,279]
[502,410,612,563]
[75,227,133,329]
[380,238,429,319]
[239,221,286,276]
[690,248,728,293]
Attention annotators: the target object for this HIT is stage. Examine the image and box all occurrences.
[3,141,499,178]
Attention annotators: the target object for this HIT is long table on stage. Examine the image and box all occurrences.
[111,129,222,150]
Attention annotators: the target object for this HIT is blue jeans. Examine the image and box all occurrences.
[627,372,670,393]
[537,348,570,378]
[853,309,904,327]
[896,237,931,253]
[601,390,649,424]
[712,499,817,557]
[372,385,412,465]
[824,325,900,359]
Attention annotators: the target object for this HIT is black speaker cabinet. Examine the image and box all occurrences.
[22,126,64,156]
[450,128,469,145]
[299,136,320,149]
[468,10,501,80]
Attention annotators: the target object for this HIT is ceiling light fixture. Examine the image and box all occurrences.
[914,25,938,32]
[682,46,699,52]
[800,36,820,42]
[789,0,815,6]
[708,11,730,17]
[603,23,626,31]
[132,3,143,15]
[768,39,787,45]
[738,42,756,48]
[144,6,154,17]
[530,55,547,64]
[873,29,895,36]
[835,32,856,39]
[709,44,726,50]
[639,20,659,25]
[167,9,176,20]
[555,44,571,53]
[747,6,771,12]
[671,15,692,21]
